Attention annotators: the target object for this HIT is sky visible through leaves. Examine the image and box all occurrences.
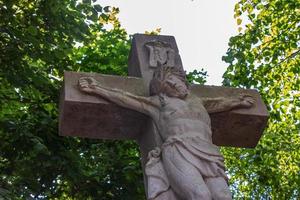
[98,0,240,85]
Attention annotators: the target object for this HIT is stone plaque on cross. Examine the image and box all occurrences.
[59,34,268,199]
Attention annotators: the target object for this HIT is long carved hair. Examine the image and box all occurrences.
[149,66,189,96]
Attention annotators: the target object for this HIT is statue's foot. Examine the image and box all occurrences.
[78,77,98,93]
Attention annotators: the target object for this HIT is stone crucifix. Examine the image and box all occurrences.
[59,34,268,200]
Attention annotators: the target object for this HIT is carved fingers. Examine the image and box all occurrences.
[238,93,255,108]
[147,147,161,159]
[78,77,98,93]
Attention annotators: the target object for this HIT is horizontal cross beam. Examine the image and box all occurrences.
[59,71,268,148]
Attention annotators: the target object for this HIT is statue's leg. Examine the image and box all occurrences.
[204,177,232,200]
[153,188,179,200]
[162,147,212,200]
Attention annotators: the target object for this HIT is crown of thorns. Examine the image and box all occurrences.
[150,66,188,96]
[152,66,187,82]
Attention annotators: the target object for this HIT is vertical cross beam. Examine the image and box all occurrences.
[127,34,186,187]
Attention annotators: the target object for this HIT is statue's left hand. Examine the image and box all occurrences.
[238,94,255,108]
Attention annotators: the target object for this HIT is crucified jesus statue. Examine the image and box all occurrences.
[78,65,254,200]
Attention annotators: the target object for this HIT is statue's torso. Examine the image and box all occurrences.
[155,95,212,143]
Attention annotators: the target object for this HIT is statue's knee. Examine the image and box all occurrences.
[190,187,211,200]
[213,190,232,200]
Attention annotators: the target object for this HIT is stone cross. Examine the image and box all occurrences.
[59,34,268,199]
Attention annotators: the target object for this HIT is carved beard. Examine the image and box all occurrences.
[149,68,189,98]
[162,81,188,99]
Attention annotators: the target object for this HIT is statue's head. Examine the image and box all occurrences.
[150,66,189,99]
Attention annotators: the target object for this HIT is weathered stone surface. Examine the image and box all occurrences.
[59,71,148,139]
[191,85,269,148]
[59,71,268,148]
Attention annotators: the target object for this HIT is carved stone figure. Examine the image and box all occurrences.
[78,65,254,200]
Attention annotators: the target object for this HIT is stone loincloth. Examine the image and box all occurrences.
[145,135,227,200]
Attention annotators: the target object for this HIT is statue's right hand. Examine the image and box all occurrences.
[78,77,98,93]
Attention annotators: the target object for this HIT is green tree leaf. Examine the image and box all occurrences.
[222,0,300,198]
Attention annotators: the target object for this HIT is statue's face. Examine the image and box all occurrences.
[164,74,188,99]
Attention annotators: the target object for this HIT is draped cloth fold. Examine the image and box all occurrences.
[145,135,227,200]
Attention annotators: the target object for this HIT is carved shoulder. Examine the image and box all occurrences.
[186,94,205,107]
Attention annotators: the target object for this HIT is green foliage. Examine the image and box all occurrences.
[0,0,208,198]
[186,68,208,85]
[144,28,162,35]
[71,7,130,76]
[0,1,144,199]
[222,0,300,199]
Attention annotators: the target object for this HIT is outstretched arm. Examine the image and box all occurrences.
[78,77,160,117]
[202,94,255,113]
